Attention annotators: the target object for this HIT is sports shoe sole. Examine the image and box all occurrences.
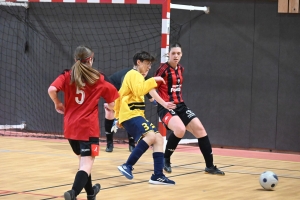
[117,166,133,180]
[64,192,76,200]
[148,180,175,185]
[205,171,225,175]
[163,167,172,173]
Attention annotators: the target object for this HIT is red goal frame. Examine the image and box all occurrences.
[5,0,170,138]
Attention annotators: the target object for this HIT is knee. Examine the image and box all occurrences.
[173,126,186,137]
[144,132,156,143]
[155,133,164,143]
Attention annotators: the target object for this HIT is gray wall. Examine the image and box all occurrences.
[1,0,300,152]
[171,0,300,152]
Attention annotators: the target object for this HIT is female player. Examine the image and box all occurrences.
[115,51,176,185]
[48,45,119,200]
[155,42,225,175]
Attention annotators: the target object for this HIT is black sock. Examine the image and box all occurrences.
[164,132,181,159]
[198,135,214,168]
[72,170,89,196]
[128,132,135,146]
[105,118,114,144]
[84,174,94,195]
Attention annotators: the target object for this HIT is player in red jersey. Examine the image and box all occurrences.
[48,45,119,200]
[155,42,225,175]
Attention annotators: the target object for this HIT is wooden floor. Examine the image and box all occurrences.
[0,136,300,200]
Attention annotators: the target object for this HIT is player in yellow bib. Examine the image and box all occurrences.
[115,51,176,185]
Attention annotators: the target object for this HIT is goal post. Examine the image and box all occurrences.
[1,0,172,139]
[1,0,208,145]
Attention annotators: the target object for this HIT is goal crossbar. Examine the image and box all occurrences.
[4,0,171,63]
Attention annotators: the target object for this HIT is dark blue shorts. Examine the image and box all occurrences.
[122,116,158,142]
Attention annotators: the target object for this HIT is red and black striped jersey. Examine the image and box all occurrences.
[155,62,184,104]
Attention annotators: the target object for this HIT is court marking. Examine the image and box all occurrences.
[1,136,299,199]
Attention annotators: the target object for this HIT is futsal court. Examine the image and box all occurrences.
[0,136,299,200]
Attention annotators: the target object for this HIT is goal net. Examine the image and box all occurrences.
[0,1,181,141]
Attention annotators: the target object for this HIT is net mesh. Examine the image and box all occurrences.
[0,2,181,141]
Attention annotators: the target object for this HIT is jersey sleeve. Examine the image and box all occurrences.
[126,71,157,97]
[50,73,66,92]
[155,66,166,77]
[100,79,119,104]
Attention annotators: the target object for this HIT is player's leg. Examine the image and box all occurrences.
[162,115,185,173]
[185,114,225,175]
[127,132,135,152]
[148,129,175,185]
[104,106,115,152]
[117,117,151,180]
[64,138,101,200]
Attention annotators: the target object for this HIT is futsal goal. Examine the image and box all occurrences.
[0,0,208,144]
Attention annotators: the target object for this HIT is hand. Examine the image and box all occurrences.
[163,101,176,110]
[104,103,113,112]
[111,119,119,133]
[55,102,65,114]
[154,76,166,84]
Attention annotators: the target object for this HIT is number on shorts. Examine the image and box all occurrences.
[142,123,149,131]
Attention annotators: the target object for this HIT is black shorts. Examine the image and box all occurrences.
[68,137,99,157]
[157,102,197,128]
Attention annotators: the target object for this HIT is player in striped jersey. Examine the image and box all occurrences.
[155,42,225,175]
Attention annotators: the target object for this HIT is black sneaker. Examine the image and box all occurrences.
[205,165,225,175]
[64,189,76,200]
[129,145,135,152]
[87,183,101,200]
[105,143,113,152]
[164,158,172,173]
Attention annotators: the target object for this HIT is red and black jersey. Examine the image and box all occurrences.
[155,62,184,104]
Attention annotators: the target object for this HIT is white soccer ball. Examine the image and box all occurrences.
[259,171,278,190]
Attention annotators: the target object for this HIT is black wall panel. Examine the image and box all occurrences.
[250,1,279,149]
[277,15,300,152]
[1,0,300,152]
[171,0,300,152]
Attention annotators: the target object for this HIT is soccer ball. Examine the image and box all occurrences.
[259,171,278,190]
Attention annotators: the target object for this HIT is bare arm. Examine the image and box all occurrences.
[48,86,65,114]
[149,89,176,110]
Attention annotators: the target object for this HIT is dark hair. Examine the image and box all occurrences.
[132,51,155,66]
[169,42,182,52]
[70,45,100,89]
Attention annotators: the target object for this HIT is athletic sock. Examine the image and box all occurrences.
[164,132,181,158]
[72,170,89,196]
[128,132,135,146]
[198,135,214,168]
[153,152,164,176]
[105,118,114,144]
[84,174,94,195]
[126,140,149,166]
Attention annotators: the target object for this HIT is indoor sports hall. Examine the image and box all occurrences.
[1,0,300,199]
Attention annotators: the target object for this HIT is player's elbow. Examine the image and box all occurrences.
[107,102,115,110]
[48,86,57,95]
